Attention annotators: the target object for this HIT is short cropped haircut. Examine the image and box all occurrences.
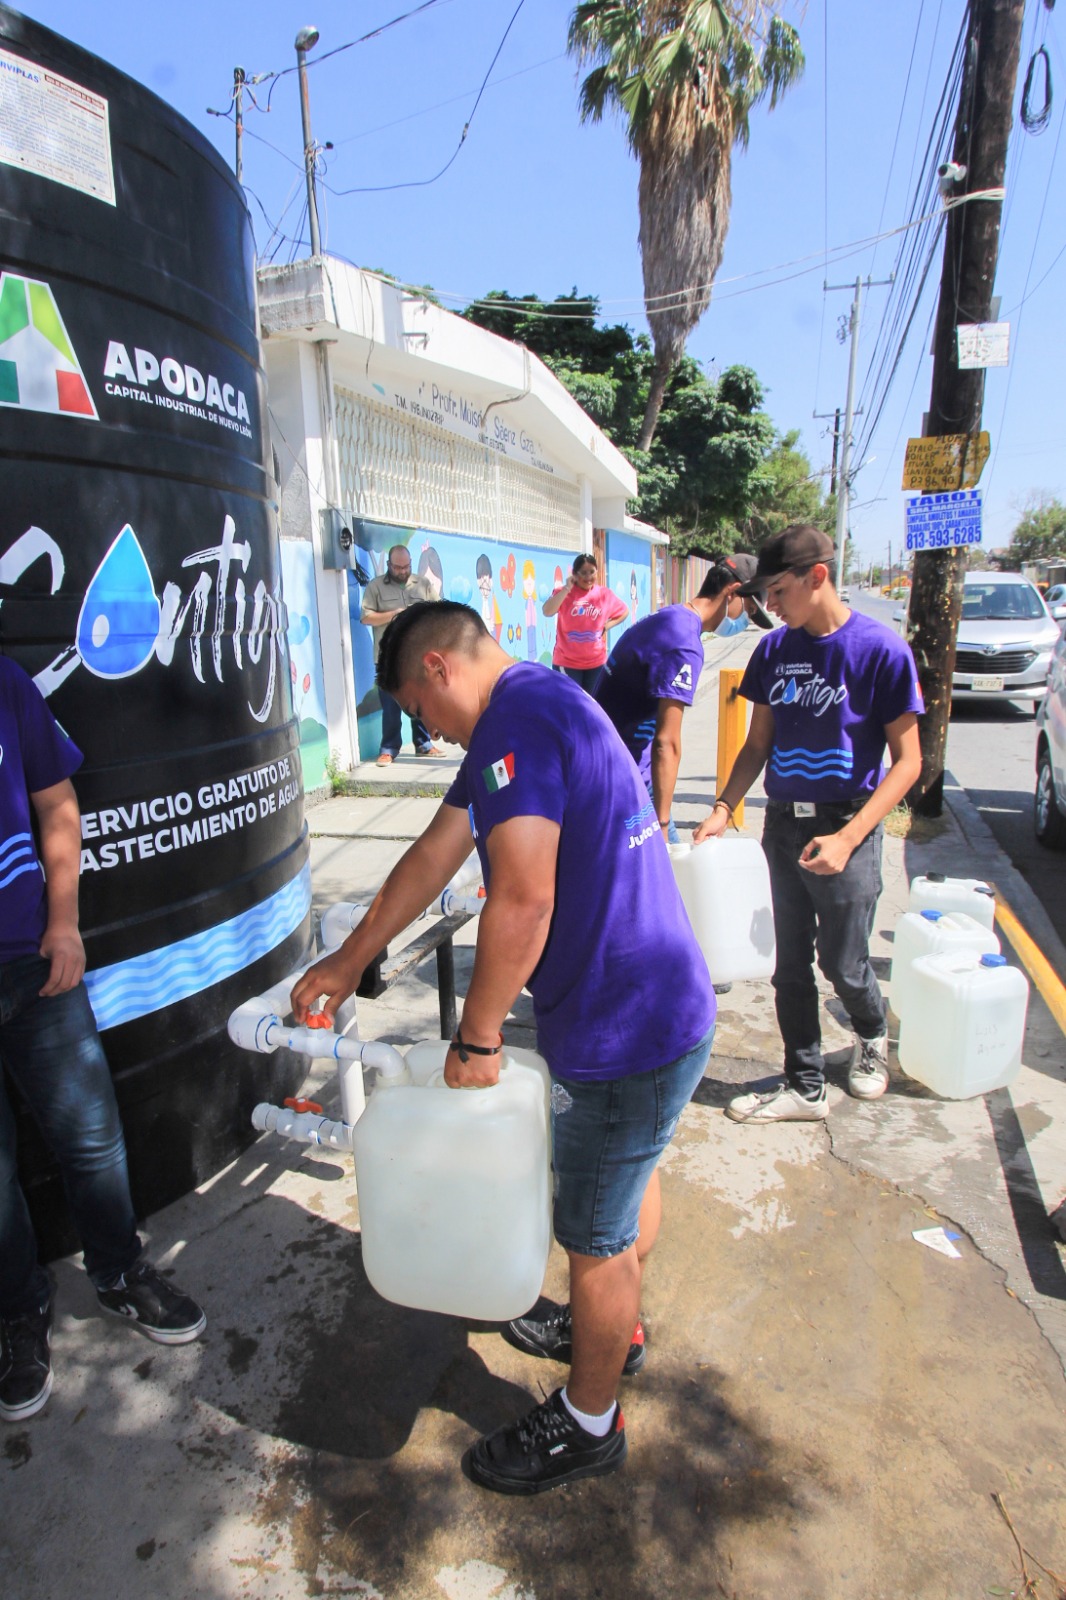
[696,564,741,601]
[377,600,489,693]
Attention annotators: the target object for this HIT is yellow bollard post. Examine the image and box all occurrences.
[716,669,748,829]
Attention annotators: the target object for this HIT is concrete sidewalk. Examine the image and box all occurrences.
[5,633,1066,1600]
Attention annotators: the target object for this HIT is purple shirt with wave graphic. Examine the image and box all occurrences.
[740,611,924,802]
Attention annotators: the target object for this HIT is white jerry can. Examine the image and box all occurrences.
[352,1039,552,1320]
[907,872,997,930]
[897,952,1029,1099]
[668,837,776,984]
[888,909,1000,1026]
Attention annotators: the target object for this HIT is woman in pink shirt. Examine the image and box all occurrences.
[543,553,629,693]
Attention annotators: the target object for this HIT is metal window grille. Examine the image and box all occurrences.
[334,388,581,550]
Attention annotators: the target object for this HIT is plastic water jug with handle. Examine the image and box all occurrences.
[668,837,776,984]
[897,952,1028,1098]
[351,1039,552,1319]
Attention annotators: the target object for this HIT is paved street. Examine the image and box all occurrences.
[5,626,1066,1600]
[853,589,1066,956]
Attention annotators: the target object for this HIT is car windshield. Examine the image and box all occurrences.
[962,584,1045,621]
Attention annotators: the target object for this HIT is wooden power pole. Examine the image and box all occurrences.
[906,0,1026,817]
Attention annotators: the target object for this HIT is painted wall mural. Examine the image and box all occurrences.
[278,539,329,790]
[605,528,654,637]
[344,524,646,761]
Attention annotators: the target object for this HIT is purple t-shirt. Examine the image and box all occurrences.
[0,656,84,961]
[445,662,713,1081]
[594,605,705,780]
[740,612,924,801]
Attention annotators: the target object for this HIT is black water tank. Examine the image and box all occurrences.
[0,6,310,1255]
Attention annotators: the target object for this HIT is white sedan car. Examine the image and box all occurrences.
[952,572,1060,709]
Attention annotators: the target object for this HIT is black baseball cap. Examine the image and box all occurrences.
[737,526,837,594]
[711,553,775,630]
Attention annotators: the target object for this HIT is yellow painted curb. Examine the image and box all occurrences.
[994,892,1066,1037]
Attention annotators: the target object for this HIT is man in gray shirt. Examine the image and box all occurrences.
[360,545,443,764]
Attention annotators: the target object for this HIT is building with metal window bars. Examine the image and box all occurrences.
[258,256,659,776]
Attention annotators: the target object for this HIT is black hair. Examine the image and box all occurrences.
[572,552,597,576]
[476,553,492,580]
[696,564,741,601]
[387,544,410,562]
[377,600,488,693]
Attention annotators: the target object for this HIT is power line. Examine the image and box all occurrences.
[320,0,527,197]
[329,51,565,149]
[263,0,458,113]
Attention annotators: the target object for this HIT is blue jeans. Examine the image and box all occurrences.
[549,1024,715,1257]
[762,802,887,1097]
[379,687,432,757]
[0,955,141,1317]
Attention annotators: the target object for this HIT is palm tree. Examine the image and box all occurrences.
[570,1,804,450]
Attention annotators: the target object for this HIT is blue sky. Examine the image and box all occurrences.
[18,0,1065,564]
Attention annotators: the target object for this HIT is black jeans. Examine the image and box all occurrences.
[0,956,141,1317]
[763,803,887,1098]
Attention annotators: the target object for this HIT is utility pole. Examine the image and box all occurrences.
[823,276,893,591]
[906,0,1026,817]
[295,25,323,257]
[234,66,245,184]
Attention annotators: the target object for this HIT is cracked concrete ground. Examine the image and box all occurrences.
[4,631,1066,1600]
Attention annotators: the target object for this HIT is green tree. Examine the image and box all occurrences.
[1002,494,1066,570]
[728,428,828,546]
[463,290,827,554]
[569,1,803,450]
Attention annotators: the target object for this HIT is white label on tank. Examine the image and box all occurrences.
[0,47,116,206]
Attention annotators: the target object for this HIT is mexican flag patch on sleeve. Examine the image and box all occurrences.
[482,753,515,793]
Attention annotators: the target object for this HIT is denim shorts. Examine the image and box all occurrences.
[549,1025,715,1258]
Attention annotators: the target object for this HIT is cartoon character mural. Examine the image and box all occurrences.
[278,540,330,789]
[606,529,653,638]
[418,542,444,599]
[522,559,538,662]
[476,553,503,642]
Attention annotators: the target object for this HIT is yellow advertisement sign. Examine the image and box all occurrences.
[902,433,990,492]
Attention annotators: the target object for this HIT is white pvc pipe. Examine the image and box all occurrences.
[319,901,369,953]
[446,852,482,895]
[439,888,487,917]
[251,1103,354,1150]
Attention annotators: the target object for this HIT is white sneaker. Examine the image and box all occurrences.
[726,1083,828,1123]
[847,1034,889,1100]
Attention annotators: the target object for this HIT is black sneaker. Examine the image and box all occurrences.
[503,1301,646,1374]
[0,1298,54,1422]
[96,1261,206,1344]
[467,1387,627,1495]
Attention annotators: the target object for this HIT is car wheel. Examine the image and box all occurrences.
[1035,746,1066,849]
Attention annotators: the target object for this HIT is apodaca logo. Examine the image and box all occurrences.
[0,274,97,419]
[671,663,693,692]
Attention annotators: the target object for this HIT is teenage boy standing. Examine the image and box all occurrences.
[293,601,714,1493]
[695,527,923,1122]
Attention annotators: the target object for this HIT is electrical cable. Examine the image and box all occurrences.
[329,50,565,149]
[264,0,458,113]
[320,0,527,197]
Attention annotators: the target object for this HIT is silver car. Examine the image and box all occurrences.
[1043,582,1066,624]
[952,572,1059,708]
[1035,628,1066,847]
